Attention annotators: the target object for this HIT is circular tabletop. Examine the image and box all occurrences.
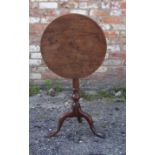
[41,14,107,79]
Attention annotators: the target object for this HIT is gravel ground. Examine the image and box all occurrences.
[29,91,126,155]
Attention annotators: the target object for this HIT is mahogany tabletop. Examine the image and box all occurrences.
[41,14,107,79]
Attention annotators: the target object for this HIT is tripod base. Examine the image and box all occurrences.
[48,107,105,138]
[48,81,105,138]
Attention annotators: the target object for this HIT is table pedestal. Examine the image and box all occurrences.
[48,79,105,138]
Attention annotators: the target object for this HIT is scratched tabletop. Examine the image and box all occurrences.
[41,14,107,79]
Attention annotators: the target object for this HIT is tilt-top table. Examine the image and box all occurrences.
[41,14,107,138]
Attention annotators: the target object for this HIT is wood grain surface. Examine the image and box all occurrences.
[41,14,107,79]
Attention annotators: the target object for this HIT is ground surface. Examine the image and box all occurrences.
[30,91,126,155]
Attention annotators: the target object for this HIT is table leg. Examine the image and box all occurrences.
[48,111,74,137]
[79,109,105,138]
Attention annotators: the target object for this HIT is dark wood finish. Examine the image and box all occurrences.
[41,13,107,79]
[41,14,107,138]
[48,81,105,138]
[73,78,79,90]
